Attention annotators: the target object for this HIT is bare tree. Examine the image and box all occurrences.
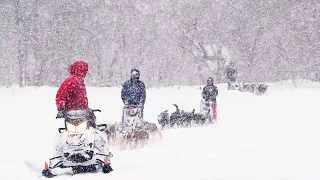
[0,0,318,87]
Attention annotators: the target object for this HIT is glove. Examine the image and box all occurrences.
[124,101,129,108]
[138,103,144,109]
[56,108,66,119]
[87,108,97,121]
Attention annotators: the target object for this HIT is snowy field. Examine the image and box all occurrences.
[0,80,320,180]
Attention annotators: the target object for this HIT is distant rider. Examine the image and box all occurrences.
[201,77,219,120]
[55,60,97,127]
[121,68,146,121]
[224,62,237,90]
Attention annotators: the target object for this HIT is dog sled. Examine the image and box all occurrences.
[107,105,162,150]
[199,99,217,124]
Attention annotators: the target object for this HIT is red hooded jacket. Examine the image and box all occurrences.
[56,61,89,111]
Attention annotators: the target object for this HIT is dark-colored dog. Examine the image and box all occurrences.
[143,121,162,139]
[257,84,268,94]
[157,109,169,129]
[170,104,211,127]
[241,82,251,92]
[241,82,268,95]
[169,104,196,128]
[180,109,195,128]
[193,109,210,126]
[169,104,181,128]
[158,104,213,129]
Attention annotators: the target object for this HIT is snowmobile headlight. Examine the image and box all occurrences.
[66,121,88,134]
[76,121,88,131]
[66,122,76,132]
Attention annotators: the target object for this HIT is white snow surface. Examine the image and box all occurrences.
[0,81,320,180]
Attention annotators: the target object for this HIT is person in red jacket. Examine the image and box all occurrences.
[55,61,91,122]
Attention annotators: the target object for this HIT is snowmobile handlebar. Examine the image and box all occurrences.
[123,105,141,109]
[91,109,101,112]
[58,128,65,133]
[97,124,108,132]
[58,124,107,133]
[56,108,102,119]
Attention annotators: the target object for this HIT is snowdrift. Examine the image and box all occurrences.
[0,80,319,180]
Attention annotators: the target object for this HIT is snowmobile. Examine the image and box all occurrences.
[200,99,216,124]
[42,109,113,178]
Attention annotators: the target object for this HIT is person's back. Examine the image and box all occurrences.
[55,60,89,118]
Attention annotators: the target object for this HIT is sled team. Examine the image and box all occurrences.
[55,61,219,129]
[224,62,269,94]
[44,60,266,178]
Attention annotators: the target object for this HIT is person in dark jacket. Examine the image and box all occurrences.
[55,60,96,127]
[202,77,218,103]
[201,77,218,120]
[224,62,237,90]
[121,68,146,118]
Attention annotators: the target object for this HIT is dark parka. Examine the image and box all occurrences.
[202,81,218,103]
[225,64,237,82]
[121,78,146,107]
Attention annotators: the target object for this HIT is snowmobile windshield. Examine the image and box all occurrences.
[65,110,88,120]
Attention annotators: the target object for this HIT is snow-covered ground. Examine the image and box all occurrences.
[0,80,319,180]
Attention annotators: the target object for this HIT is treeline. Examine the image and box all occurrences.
[0,0,319,87]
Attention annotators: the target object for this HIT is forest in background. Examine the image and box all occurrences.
[0,0,319,87]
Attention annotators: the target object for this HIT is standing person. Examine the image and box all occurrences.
[201,77,219,121]
[224,62,237,90]
[121,68,146,121]
[55,60,96,127]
